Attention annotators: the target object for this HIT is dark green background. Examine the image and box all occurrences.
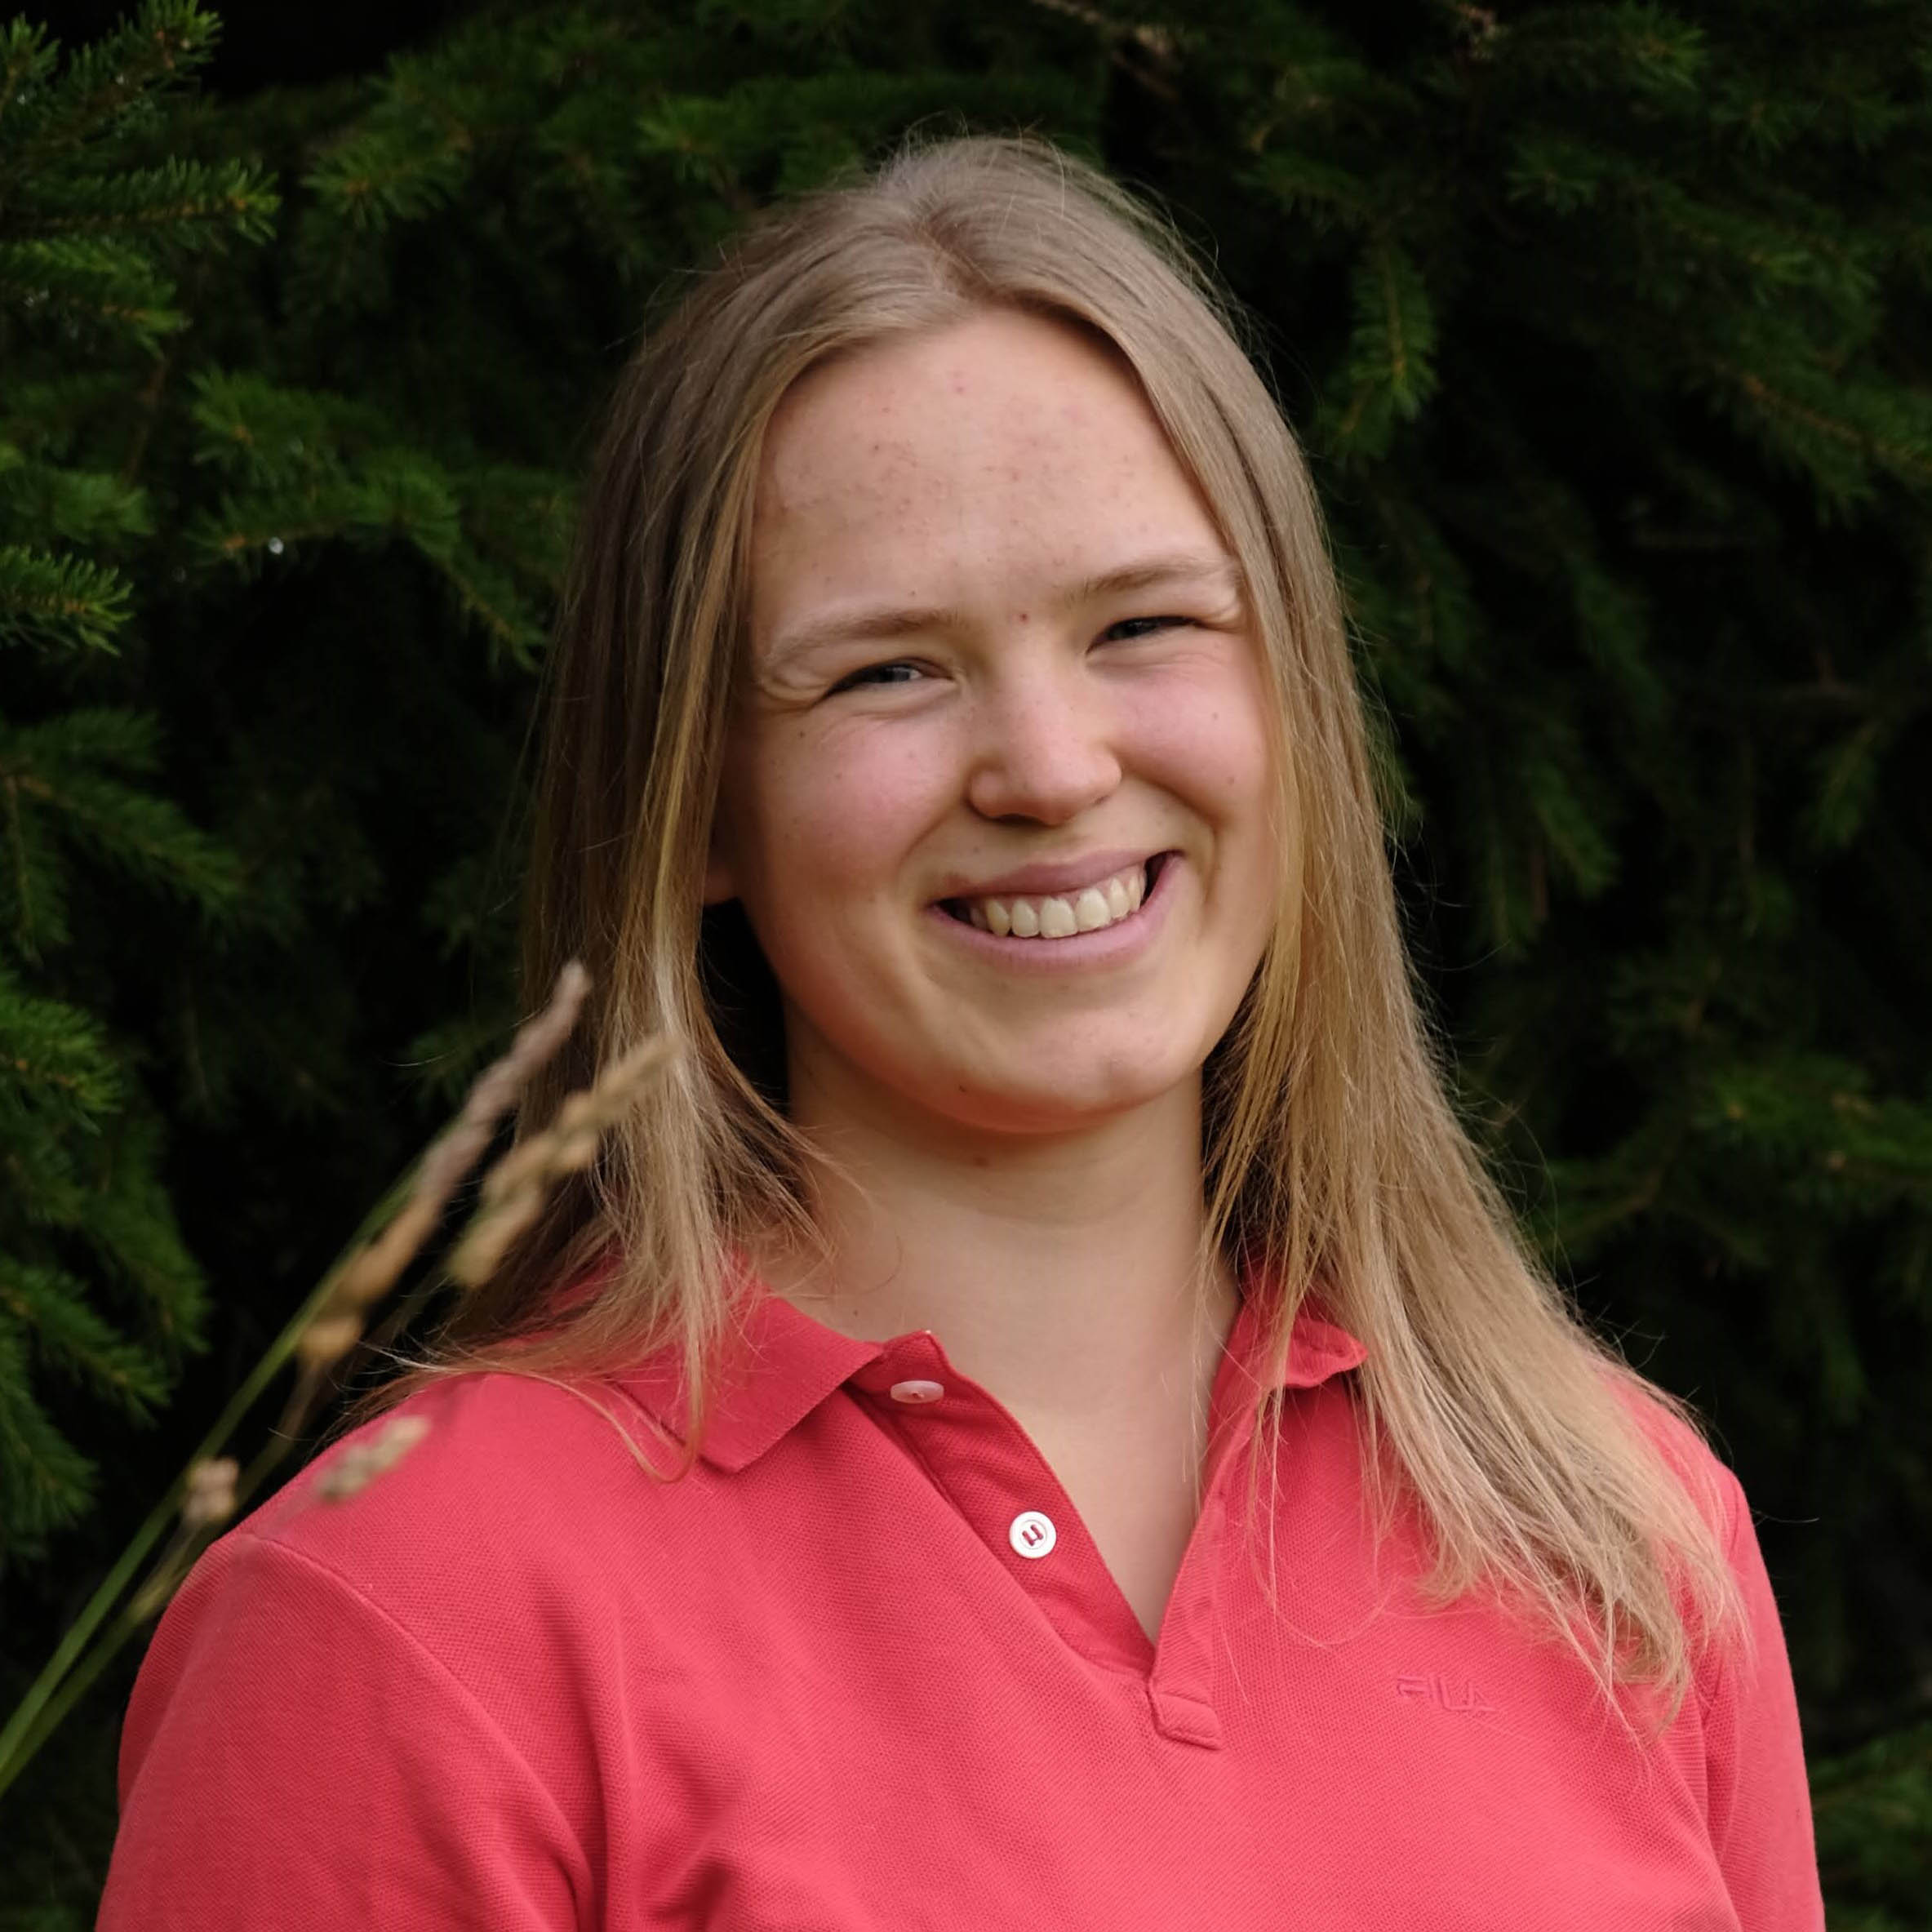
[2,1,1928,1921]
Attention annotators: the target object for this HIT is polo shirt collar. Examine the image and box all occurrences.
[621,1277,1366,1476]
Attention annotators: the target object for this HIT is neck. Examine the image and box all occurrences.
[758,1063,1237,1435]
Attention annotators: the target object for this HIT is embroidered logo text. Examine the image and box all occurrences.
[1395,1674,1497,1715]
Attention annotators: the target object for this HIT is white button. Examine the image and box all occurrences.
[888,1379,944,1405]
[1009,1511,1057,1558]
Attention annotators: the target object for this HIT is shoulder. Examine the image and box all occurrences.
[1598,1395,1822,1914]
[1606,1368,1748,1556]
[111,1376,634,1912]
[124,1370,700,1803]
[193,1369,692,1659]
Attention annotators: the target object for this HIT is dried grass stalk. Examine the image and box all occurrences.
[447,1035,676,1287]
[180,1459,239,1531]
[315,1415,433,1503]
[328,961,594,1318]
[280,961,601,1401]
[0,960,669,1806]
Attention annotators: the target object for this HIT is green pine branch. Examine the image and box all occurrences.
[0,1,223,184]
[11,156,277,251]
[0,458,152,546]
[0,1258,168,1419]
[182,418,557,656]
[1811,1718,1932,1908]
[0,371,133,444]
[0,20,56,137]
[0,709,243,921]
[0,1320,99,1544]
[0,958,122,1117]
[1701,349,1932,510]
[1495,3,1707,103]
[0,234,183,346]
[304,122,472,232]
[187,367,391,483]
[72,1113,205,1342]
[0,544,129,654]
[1323,239,1440,460]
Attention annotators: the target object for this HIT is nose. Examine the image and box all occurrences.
[963,657,1122,826]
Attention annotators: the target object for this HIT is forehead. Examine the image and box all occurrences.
[748,311,1227,633]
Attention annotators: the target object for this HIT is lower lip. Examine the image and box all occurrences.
[925,855,1180,972]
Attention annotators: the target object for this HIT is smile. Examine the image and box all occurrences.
[939,855,1170,941]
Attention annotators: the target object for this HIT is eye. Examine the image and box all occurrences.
[1102,615,1190,642]
[829,660,927,693]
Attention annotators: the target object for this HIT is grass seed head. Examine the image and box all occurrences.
[317,1415,432,1503]
[296,1313,363,1370]
[181,1457,241,1530]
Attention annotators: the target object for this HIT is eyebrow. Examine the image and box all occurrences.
[762,552,1246,667]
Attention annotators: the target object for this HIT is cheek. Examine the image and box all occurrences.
[1126,663,1277,837]
[739,721,957,905]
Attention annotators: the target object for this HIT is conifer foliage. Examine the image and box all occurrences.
[1,0,1929,1921]
[0,2,272,1550]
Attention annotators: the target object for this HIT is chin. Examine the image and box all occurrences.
[931,1051,1198,1135]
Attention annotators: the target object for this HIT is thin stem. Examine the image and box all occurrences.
[0,1160,422,1799]
[0,1605,145,1805]
[0,961,598,1804]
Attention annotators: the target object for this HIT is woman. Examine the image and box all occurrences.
[101,133,1823,1927]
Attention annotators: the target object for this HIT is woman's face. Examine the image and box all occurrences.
[709,307,1281,1140]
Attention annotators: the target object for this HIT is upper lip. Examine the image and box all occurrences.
[933,848,1166,902]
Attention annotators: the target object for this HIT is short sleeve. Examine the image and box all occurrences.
[1699,1466,1827,1931]
[99,1528,590,1930]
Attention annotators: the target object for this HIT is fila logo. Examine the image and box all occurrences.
[1396,1674,1497,1715]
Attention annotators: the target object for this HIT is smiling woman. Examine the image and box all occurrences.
[709,309,1281,1148]
[100,135,1823,1929]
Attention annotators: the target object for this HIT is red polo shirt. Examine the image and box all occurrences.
[100,1282,1823,1928]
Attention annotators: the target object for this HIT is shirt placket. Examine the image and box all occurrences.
[845,1332,1240,1749]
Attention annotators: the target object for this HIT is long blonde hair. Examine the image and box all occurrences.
[389,130,1741,1717]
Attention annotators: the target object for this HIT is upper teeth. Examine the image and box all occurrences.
[962,864,1147,939]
